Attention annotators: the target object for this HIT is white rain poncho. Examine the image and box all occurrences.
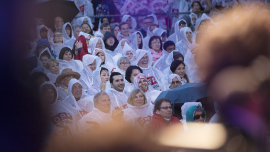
[58,58,83,73]
[93,48,116,73]
[166,74,181,90]
[153,50,170,71]
[123,100,154,129]
[39,81,79,139]
[34,48,52,74]
[89,37,105,54]
[176,27,196,57]
[180,102,202,131]
[122,15,137,33]
[79,55,102,94]
[46,72,60,84]
[130,31,144,51]
[62,22,76,48]
[114,39,129,55]
[78,108,113,134]
[167,19,187,44]
[153,28,167,39]
[52,43,65,57]
[36,25,53,46]
[122,42,136,65]
[189,12,198,27]
[117,32,133,44]
[133,73,162,104]
[195,13,214,32]
[89,67,111,95]
[63,78,92,118]
[112,54,128,77]
[135,49,165,91]
[106,87,130,110]
[124,80,135,93]
[57,86,68,101]
[184,48,202,83]
[143,26,155,50]
[76,16,94,29]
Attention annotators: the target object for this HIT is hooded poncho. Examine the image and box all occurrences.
[62,22,76,48]
[143,25,155,50]
[121,15,137,33]
[176,27,196,57]
[73,35,90,61]
[79,31,92,53]
[93,48,116,73]
[106,86,130,110]
[195,13,215,32]
[189,12,198,27]
[166,74,182,90]
[133,73,161,104]
[34,48,52,74]
[122,42,136,65]
[115,39,129,56]
[123,99,154,129]
[36,25,54,46]
[135,50,165,91]
[76,16,94,30]
[39,81,79,138]
[79,55,102,94]
[103,32,119,56]
[89,67,111,96]
[89,37,104,54]
[167,19,187,44]
[130,31,144,50]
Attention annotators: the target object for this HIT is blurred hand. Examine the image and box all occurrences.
[75,41,83,50]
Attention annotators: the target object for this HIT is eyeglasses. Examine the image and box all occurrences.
[120,62,130,65]
[160,106,172,110]
[194,113,205,120]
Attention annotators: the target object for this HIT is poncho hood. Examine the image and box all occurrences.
[89,37,105,54]
[135,49,153,69]
[122,15,137,31]
[77,16,94,29]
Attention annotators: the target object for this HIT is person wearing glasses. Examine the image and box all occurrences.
[114,56,131,78]
[167,74,182,90]
[145,98,182,132]
[139,16,154,38]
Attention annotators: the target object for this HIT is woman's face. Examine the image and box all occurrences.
[65,26,71,37]
[88,60,96,71]
[97,52,105,63]
[125,51,133,60]
[137,33,142,45]
[40,56,49,67]
[138,78,148,92]
[150,38,161,51]
[133,92,145,106]
[48,61,60,74]
[119,59,130,71]
[86,36,91,48]
[114,26,119,37]
[82,24,91,33]
[96,39,103,49]
[186,31,192,43]
[192,3,200,11]
[100,70,109,83]
[192,15,197,25]
[106,37,115,46]
[174,64,186,78]
[130,69,141,84]
[63,51,72,61]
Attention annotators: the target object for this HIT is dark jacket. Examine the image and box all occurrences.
[103,32,119,51]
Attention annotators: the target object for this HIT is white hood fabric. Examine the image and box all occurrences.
[58,58,83,73]
[106,87,130,110]
[135,50,165,91]
[189,13,198,27]
[167,19,187,44]
[77,16,94,29]
[133,73,161,104]
[122,42,136,65]
[94,30,104,39]
[79,31,91,39]
[115,39,129,55]
[180,102,202,131]
[153,50,170,71]
[93,48,116,73]
[153,28,167,37]
[79,55,102,93]
[130,31,144,51]
[123,100,154,129]
[184,49,202,83]
[52,43,66,57]
[46,72,60,84]
[166,74,181,90]
[176,27,195,56]
[78,108,113,134]
[89,67,111,95]
[36,48,52,74]
[39,81,79,138]
[112,54,128,77]
[62,22,76,48]
[89,37,105,54]
[122,15,137,32]
[195,13,214,32]
[143,25,155,50]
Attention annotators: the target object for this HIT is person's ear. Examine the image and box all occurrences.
[94,102,98,108]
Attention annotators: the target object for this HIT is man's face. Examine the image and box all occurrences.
[72,82,82,101]
[138,53,149,68]
[156,102,172,119]
[120,24,130,37]
[55,17,64,30]
[169,77,182,89]
[54,32,63,43]
[102,26,111,35]
[110,75,125,92]
[126,17,132,27]
[95,94,111,113]
[143,18,153,30]
[74,27,82,39]
[166,45,175,53]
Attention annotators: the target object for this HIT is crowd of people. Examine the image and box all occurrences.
[21,0,268,148]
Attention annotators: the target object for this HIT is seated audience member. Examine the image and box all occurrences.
[167,74,182,90]
[170,60,189,84]
[45,59,60,84]
[124,66,143,93]
[95,22,111,38]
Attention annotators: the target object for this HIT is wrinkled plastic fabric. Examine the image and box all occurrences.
[89,37,105,54]
[167,19,187,44]
[62,22,76,48]
[58,59,83,73]
[115,39,129,55]
[195,13,214,32]
[130,31,145,51]
[122,42,136,65]
[184,49,202,83]
[122,15,137,33]
[153,50,170,71]
[93,48,116,73]
[89,67,111,95]
[180,102,202,131]
[106,88,130,110]
[176,27,196,56]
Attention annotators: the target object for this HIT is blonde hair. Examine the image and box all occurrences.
[45,59,59,69]
[127,88,147,106]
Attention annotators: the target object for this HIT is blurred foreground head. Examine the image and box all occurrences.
[196,6,270,151]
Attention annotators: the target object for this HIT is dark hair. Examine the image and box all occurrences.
[170,60,190,83]
[148,36,163,50]
[143,16,154,22]
[136,32,143,49]
[111,24,119,33]
[101,17,110,24]
[110,72,122,84]
[40,51,51,59]
[100,67,108,75]
[119,22,129,30]
[149,24,159,29]
[65,24,72,38]
[173,52,184,61]
[59,47,73,60]
[191,1,204,11]
[103,32,119,51]
[163,40,175,51]
[100,22,110,30]
[81,23,94,36]
[154,98,171,112]
[125,66,143,83]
